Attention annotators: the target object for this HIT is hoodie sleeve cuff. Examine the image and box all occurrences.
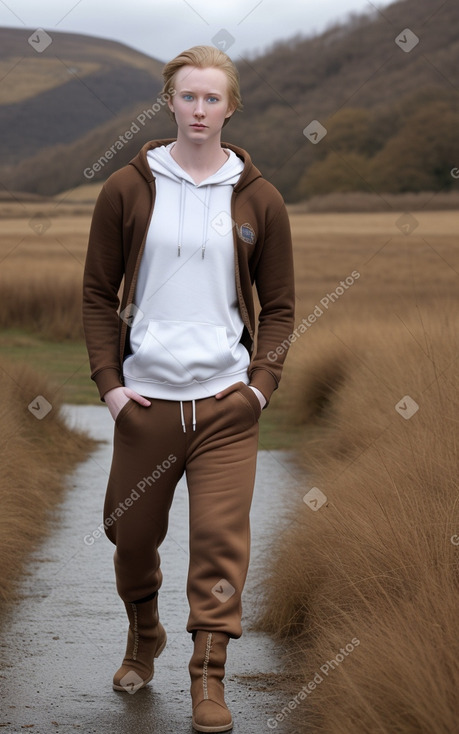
[248,368,278,407]
[93,368,124,402]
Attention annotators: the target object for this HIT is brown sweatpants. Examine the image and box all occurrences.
[103,381,261,639]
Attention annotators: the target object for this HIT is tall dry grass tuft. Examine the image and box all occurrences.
[0,274,83,340]
[0,359,94,606]
[0,205,91,340]
[257,306,459,732]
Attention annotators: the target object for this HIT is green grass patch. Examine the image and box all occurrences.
[258,390,304,451]
[0,329,99,405]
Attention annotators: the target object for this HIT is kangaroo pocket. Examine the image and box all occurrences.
[123,320,239,386]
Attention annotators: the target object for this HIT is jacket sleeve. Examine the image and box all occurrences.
[82,184,126,401]
[248,199,295,403]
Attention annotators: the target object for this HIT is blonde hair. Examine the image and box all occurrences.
[161,45,243,127]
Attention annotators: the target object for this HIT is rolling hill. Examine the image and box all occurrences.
[0,0,458,201]
[0,29,165,163]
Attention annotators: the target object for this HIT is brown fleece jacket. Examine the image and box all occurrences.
[82,138,295,403]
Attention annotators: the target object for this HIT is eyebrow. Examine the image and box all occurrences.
[179,89,222,95]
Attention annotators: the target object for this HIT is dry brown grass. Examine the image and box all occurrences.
[256,210,459,731]
[0,204,92,340]
[0,203,457,343]
[0,359,94,608]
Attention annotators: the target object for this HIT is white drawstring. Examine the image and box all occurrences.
[178,179,186,257]
[180,399,197,432]
[201,186,211,260]
[180,400,186,433]
[177,181,211,260]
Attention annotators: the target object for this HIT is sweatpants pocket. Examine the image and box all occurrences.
[234,383,262,423]
[114,398,136,429]
[217,382,261,430]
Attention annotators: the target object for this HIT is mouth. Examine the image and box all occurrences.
[191,124,207,128]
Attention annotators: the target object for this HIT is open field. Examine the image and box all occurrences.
[0,201,457,442]
[1,200,457,340]
[1,202,458,727]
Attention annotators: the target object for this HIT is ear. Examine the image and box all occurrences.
[225,103,237,119]
[168,98,174,113]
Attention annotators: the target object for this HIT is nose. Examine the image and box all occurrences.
[193,98,205,118]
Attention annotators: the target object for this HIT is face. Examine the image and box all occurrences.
[168,65,236,143]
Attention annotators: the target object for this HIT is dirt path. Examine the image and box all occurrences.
[0,405,301,734]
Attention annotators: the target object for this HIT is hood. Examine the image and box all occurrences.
[146,143,244,188]
[128,138,262,192]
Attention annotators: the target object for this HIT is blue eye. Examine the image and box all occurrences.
[207,96,218,103]
[182,94,193,101]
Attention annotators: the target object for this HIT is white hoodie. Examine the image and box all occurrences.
[122,142,250,400]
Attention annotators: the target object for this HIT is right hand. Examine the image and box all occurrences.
[104,386,151,421]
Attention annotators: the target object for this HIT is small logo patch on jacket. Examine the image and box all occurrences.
[237,222,256,245]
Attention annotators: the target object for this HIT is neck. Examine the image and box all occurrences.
[171,132,228,173]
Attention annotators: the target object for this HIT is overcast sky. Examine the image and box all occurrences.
[1,0,394,61]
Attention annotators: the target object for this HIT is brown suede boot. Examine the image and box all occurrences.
[189,630,233,732]
[113,593,167,693]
